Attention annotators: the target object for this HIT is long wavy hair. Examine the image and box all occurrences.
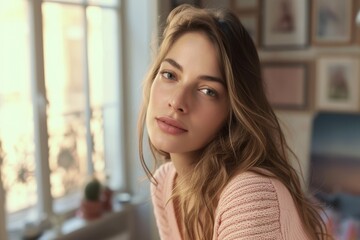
[138,4,329,240]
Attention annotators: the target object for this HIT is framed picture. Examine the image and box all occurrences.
[262,62,308,110]
[237,14,259,46]
[312,0,354,45]
[171,0,202,9]
[316,56,360,112]
[261,0,309,49]
[231,0,259,12]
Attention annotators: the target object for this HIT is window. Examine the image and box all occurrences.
[0,0,123,236]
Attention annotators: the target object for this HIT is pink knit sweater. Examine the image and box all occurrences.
[151,162,310,240]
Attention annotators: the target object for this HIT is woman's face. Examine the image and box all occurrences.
[146,31,229,159]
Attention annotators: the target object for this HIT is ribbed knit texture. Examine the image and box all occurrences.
[151,162,310,240]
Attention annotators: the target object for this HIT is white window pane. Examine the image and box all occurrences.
[89,109,105,180]
[87,0,119,7]
[44,0,84,4]
[0,0,38,214]
[87,7,123,189]
[44,0,119,7]
[42,3,88,200]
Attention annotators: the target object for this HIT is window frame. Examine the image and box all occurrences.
[4,0,124,236]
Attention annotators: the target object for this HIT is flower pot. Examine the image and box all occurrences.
[79,200,103,220]
[101,187,113,212]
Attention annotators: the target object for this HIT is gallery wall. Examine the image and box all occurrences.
[156,0,360,238]
[160,0,360,184]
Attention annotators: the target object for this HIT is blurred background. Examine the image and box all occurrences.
[0,0,360,239]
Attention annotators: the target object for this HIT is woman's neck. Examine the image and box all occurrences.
[170,151,200,178]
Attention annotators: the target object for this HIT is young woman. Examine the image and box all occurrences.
[138,4,329,240]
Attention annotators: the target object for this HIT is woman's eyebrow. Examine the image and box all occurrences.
[163,58,183,71]
[162,58,225,85]
[198,75,224,85]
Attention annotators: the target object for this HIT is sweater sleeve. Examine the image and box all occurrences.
[150,162,173,239]
[214,172,283,240]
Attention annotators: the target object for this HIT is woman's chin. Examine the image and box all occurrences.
[153,143,174,154]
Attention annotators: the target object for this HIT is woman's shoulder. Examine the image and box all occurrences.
[214,169,309,239]
[219,168,295,209]
[222,168,290,194]
[219,169,279,207]
[214,170,283,239]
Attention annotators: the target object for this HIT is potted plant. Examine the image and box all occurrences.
[101,175,113,212]
[79,177,103,220]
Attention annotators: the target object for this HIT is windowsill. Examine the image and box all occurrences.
[7,191,83,240]
[39,203,133,240]
[8,193,145,240]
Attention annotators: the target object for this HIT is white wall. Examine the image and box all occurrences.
[276,111,314,186]
[121,1,158,239]
[122,0,154,197]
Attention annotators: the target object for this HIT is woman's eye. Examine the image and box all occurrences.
[200,88,217,97]
[161,71,176,80]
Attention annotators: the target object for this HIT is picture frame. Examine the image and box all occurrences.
[261,0,309,49]
[312,0,354,45]
[231,0,259,12]
[262,62,309,110]
[237,13,259,46]
[316,56,360,112]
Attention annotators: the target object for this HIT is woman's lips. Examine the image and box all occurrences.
[156,117,188,135]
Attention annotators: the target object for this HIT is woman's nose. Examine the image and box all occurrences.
[168,88,188,113]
